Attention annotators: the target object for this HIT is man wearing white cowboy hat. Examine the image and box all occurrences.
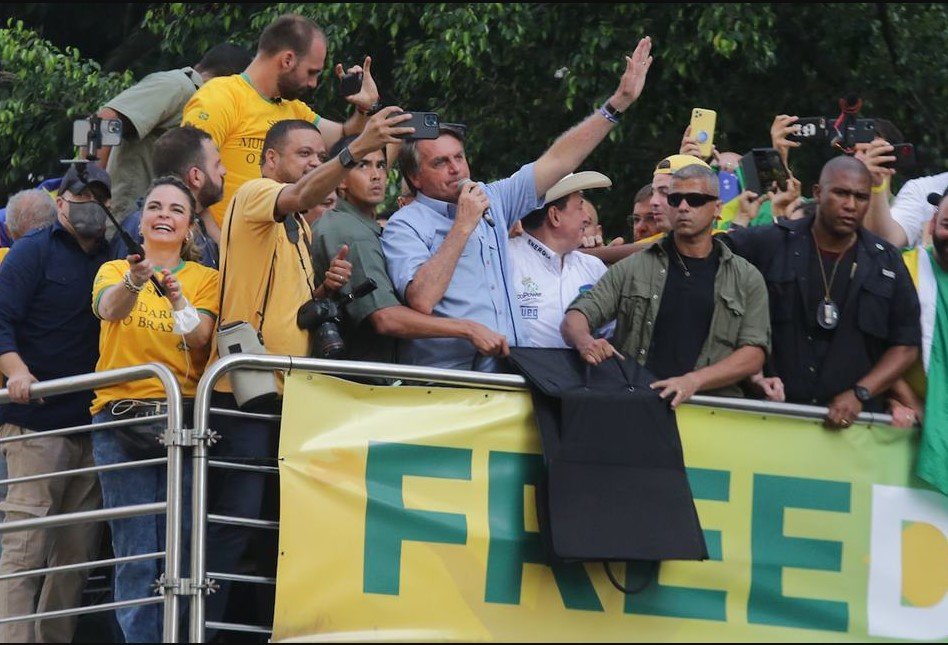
[509,171,616,347]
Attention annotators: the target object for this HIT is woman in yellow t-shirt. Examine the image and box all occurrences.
[89,175,218,643]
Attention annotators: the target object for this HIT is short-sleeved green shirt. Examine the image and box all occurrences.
[311,199,402,363]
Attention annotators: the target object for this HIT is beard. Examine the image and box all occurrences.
[197,178,224,209]
[276,73,312,103]
[933,233,948,266]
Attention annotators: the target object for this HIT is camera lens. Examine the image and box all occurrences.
[424,114,437,127]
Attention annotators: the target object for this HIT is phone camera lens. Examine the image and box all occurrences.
[424,114,437,127]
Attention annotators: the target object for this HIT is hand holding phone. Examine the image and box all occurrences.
[786,116,830,143]
[337,71,363,97]
[881,143,916,173]
[388,111,440,140]
[689,108,717,159]
[740,148,789,195]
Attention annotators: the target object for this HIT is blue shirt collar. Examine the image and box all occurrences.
[414,191,459,219]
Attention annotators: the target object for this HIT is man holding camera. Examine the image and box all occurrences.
[205,110,409,630]
[0,165,112,642]
[312,135,508,366]
[382,36,654,372]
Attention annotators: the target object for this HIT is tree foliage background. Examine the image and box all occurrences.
[1,2,947,237]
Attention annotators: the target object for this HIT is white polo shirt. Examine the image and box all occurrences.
[890,171,948,247]
[508,233,613,348]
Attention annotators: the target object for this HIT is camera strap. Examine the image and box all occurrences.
[285,214,319,301]
[217,207,278,334]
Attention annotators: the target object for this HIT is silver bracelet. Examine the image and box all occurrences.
[122,270,144,294]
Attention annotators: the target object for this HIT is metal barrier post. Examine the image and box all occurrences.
[0,363,186,642]
[160,372,185,643]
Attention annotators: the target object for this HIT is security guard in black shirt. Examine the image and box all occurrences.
[723,155,920,428]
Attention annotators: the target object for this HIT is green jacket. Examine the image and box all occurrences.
[568,237,771,397]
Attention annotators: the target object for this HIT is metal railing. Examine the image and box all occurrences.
[1,354,898,642]
[187,353,894,642]
[0,363,185,643]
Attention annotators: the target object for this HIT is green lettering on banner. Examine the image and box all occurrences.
[748,474,850,632]
[363,441,471,595]
[624,467,729,621]
[485,451,603,611]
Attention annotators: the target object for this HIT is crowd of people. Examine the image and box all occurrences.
[0,12,945,643]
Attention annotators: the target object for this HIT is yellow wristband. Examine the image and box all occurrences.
[871,178,889,194]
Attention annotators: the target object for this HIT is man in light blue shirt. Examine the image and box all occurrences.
[382,35,654,372]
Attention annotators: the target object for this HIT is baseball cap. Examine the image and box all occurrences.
[926,186,948,207]
[544,171,612,204]
[653,154,712,175]
[58,164,111,199]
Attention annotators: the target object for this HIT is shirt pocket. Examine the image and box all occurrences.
[617,277,652,338]
[44,265,80,302]
[713,291,746,348]
[857,275,893,340]
[765,273,795,324]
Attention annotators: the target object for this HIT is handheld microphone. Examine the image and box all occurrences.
[457,178,495,228]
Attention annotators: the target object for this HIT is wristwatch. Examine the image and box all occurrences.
[853,385,871,403]
[337,145,358,169]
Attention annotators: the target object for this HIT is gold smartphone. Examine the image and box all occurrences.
[689,108,717,159]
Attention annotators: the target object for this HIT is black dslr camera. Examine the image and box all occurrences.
[297,278,378,359]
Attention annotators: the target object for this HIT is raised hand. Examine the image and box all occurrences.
[323,245,352,294]
[126,254,155,289]
[159,269,184,308]
[610,36,653,111]
[336,55,380,113]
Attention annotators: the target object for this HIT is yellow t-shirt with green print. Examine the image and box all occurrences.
[89,259,219,413]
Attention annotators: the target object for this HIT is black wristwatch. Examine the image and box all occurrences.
[853,385,871,403]
[338,145,358,169]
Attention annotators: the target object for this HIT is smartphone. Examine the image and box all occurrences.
[740,148,789,195]
[717,170,741,203]
[689,108,717,159]
[786,116,830,143]
[853,118,877,145]
[881,142,916,173]
[337,71,363,97]
[72,118,122,147]
[389,111,440,140]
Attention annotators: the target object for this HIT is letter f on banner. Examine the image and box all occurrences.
[363,442,472,595]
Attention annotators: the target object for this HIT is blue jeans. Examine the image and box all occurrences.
[92,409,192,643]
[203,392,280,633]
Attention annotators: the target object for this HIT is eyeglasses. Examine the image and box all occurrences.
[667,192,718,208]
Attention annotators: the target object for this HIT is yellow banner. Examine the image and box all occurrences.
[273,373,948,642]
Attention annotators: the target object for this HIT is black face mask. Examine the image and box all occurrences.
[66,200,107,239]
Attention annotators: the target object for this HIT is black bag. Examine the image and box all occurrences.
[508,347,707,592]
[108,399,194,459]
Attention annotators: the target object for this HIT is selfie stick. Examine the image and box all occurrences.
[68,116,166,296]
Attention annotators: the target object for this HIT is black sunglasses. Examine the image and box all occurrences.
[667,192,718,208]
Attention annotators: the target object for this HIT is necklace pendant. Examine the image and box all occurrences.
[817,298,840,330]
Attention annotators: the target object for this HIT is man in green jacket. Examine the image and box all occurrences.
[561,164,771,408]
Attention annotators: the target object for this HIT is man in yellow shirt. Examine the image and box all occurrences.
[204,109,408,632]
[182,13,384,228]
